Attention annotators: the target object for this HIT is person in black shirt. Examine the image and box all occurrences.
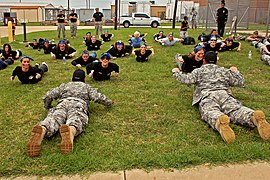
[175,45,204,73]
[153,31,166,42]
[132,44,154,62]
[10,56,48,84]
[180,16,189,38]
[0,43,18,66]
[57,10,66,38]
[51,40,76,59]
[40,39,56,54]
[85,35,102,51]
[93,8,104,35]
[86,53,119,81]
[69,9,78,38]
[100,30,114,42]
[216,1,228,37]
[71,50,98,68]
[203,36,225,54]
[26,39,41,49]
[221,37,241,51]
[107,41,132,59]
[83,32,92,45]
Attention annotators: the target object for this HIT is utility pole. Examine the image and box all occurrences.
[172,0,178,28]
[67,0,70,20]
[114,0,118,30]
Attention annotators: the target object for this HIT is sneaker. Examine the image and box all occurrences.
[35,63,40,68]
[215,115,235,144]
[252,110,270,140]
[42,62,48,68]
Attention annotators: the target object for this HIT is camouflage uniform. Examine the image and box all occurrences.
[39,81,112,137]
[173,64,256,130]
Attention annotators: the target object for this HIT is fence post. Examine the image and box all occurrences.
[8,21,13,42]
[21,22,27,42]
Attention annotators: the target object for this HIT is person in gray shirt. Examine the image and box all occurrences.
[172,51,270,144]
[158,33,181,46]
[27,69,113,157]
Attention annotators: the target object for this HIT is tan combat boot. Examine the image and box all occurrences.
[251,110,270,140]
[27,125,46,157]
[215,115,235,144]
[60,124,77,154]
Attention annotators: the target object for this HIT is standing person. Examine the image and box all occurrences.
[56,10,66,39]
[10,56,48,84]
[93,8,104,36]
[172,51,270,143]
[190,7,197,29]
[12,22,16,41]
[27,69,113,157]
[216,0,228,37]
[180,16,189,38]
[86,53,119,81]
[69,9,78,38]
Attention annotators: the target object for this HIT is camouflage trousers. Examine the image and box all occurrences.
[70,22,77,37]
[198,90,255,131]
[261,54,270,65]
[39,99,89,137]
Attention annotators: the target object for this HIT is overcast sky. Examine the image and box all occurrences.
[2,0,168,9]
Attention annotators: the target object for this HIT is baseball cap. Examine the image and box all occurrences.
[100,53,112,60]
[226,37,233,42]
[58,40,66,45]
[204,51,217,64]
[210,36,217,41]
[116,41,124,46]
[72,69,85,82]
[20,55,34,62]
[86,32,91,35]
[194,45,204,53]
[82,50,89,55]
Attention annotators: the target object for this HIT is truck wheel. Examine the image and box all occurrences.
[123,21,130,28]
[151,21,158,28]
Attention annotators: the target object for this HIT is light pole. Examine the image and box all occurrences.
[172,0,178,28]
[114,0,118,30]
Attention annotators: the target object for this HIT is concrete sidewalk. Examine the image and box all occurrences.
[1,162,270,180]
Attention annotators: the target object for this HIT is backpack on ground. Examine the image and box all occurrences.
[182,36,196,45]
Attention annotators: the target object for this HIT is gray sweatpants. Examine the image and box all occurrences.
[57,23,66,38]
[198,90,255,130]
[40,99,88,137]
[95,21,103,35]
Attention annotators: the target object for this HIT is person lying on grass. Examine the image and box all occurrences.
[132,44,154,62]
[172,51,270,143]
[71,50,98,68]
[174,45,204,73]
[107,41,132,59]
[10,55,48,84]
[86,52,119,81]
[27,69,113,157]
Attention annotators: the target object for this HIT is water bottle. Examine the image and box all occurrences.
[63,56,66,64]
[248,50,252,59]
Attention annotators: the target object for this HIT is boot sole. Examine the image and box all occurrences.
[219,115,235,144]
[27,125,43,157]
[60,124,73,154]
[254,111,270,140]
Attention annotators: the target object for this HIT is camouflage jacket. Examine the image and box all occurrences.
[43,81,112,110]
[173,64,244,105]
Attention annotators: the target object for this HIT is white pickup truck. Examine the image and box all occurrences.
[120,12,161,28]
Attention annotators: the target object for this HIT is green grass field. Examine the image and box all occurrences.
[0,27,270,177]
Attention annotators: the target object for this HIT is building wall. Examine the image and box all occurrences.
[11,8,42,22]
[150,6,166,19]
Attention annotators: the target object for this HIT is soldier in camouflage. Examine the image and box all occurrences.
[27,69,113,157]
[172,51,270,143]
